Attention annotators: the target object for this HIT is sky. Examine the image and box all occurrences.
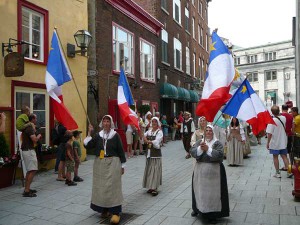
[208,0,296,48]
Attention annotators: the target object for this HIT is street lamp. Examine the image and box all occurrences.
[67,30,92,57]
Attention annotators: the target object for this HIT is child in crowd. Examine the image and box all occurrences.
[73,130,83,182]
[65,131,77,186]
[161,115,169,144]
[16,106,32,131]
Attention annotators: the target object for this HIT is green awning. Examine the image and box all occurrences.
[160,83,178,99]
[177,87,190,101]
[188,90,199,103]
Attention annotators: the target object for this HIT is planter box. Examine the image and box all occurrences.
[0,164,16,189]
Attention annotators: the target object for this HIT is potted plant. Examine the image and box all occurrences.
[0,134,18,189]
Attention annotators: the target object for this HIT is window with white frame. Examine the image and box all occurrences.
[174,38,182,70]
[199,57,202,79]
[247,72,258,82]
[199,1,203,16]
[161,29,168,63]
[265,70,277,81]
[113,25,134,74]
[234,57,240,65]
[185,7,189,32]
[15,88,49,149]
[247,55,257,63]
[206,33,209,51]
[265,52,276,61]
[200,27,203,46]
[21,7,44,61]
[140,39,155,81]
[192,17,195,39]
[173,0,181,24]
[193,53,196,77]
[161,0,167,10]
[186,47,190,74]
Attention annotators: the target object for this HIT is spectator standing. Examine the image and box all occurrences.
[21,113,42,197]
[161,115,169,144]
[291,107,300,158]
[65,131,77,186]
[181,112,195,159]
[266,105,290,178]
[73,130,84,182]
[281,104,293,166]
[0,112,6,133]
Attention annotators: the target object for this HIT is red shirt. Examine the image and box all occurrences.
[178,115,184,123]
[281,112,293,136]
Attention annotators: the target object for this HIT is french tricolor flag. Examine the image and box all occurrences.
[45,30,78,130]
[196,31,235,122]
[117,68,139,130]
[222,79,275,135]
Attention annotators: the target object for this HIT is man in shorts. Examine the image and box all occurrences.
[21,113,42,197]
[266,106,290,178]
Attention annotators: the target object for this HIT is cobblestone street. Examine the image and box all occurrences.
[0,138,300,225]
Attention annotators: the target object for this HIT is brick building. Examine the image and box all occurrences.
[88,0,163,128]
[134,0,210,120]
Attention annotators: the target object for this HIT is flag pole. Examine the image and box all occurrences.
[54,27,91,125]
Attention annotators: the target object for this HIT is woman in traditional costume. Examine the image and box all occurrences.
[190,116,207,147]
[84,115,126,224]
[227,117,245,166]
[190,125,229,223]
[143,117,163,196]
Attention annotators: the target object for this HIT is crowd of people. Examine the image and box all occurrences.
[3,103,300,224]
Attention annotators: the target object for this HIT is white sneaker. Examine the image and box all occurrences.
[273,173,281,178]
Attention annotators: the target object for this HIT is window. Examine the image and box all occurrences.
[174,38,182,70]
[173,0,181,24]
[247,55,257,63]
[206,33,209,51]
[140,39,155,81]
[185,8,189,32]
[199,57,202,79]
[265,70,277,81]
[247,72,258,82]
[202,59,205,79]
[199,1,203,16]
[161,29,168,63]
[192,17,195,39]
[18,1,49,63]
[265,52,276,61]
[15,88,49,149]
[193,53,196,77]
[113,24,134,74]
[161,0,167,10]
[186,47,190,74]
[234,57,240,65]
[200,27,203,46]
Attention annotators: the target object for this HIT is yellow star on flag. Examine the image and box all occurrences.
[233,68,240,81]
[210,42,216,52]
[240,85,247,93]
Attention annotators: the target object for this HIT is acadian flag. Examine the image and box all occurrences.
[196,31,235,122]
[45,30,78,130]
[222,79,275,135]
[117,68,139,130]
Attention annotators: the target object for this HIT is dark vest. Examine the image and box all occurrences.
[183,119,193,135]
[146,130,162,157]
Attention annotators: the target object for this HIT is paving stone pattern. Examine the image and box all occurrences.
[0,138,299,224]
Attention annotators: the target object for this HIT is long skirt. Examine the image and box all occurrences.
[143,158,162,190]
[192,163,229,219]
[227,138,244,165]
[90,157,123,214]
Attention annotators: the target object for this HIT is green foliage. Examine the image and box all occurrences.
[0,134,10,157]
[139,104,150,116]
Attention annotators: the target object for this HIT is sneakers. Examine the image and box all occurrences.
[73,176,84,182]
[65,180,77,186]
[273,173,281,178]
[287,173,293,178]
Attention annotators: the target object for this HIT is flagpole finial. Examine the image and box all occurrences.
[54,26,58,30]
